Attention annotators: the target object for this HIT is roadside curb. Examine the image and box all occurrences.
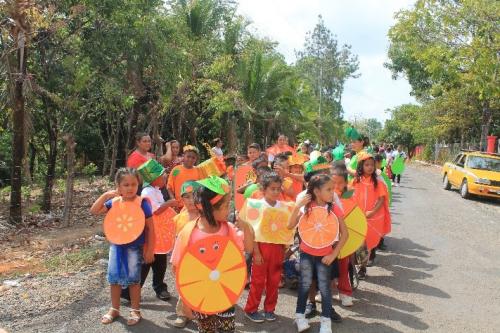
[413,160,442,169]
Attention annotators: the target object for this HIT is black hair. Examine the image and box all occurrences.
[248,143,261,151]
[194,186,229,227]
[332,164,348,181]
[255,165,272,176]
[115,167,141,186]
[260,172,282,190]
[213,138,222,145]
[271,152,289,169]
[355,158,378,188]
[305,174,333,215]
[252,155,268,170]
[362,135,370,148]
[135,132,150,143]
[304,168,330,183]
[374,154,384,162]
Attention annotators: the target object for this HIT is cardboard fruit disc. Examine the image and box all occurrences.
[298,207,339,249]
[338,205,367,259]
[153,207,177,253]
[176,236,246,314]
[104,199,145,245]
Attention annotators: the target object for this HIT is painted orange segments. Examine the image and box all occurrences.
[338,205,368,259]
[152,207,177,253]
[176,236,246,315]
[298,207,339,249]
[104,198,145,245]
[260,207,294,244]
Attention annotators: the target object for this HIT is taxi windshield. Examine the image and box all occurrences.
[467,156,500,172]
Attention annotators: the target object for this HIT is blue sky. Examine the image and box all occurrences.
[237,0,417,123]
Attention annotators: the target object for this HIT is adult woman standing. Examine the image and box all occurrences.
[127,133,155,169]
[162,140,183,176]
[266,134,294,162]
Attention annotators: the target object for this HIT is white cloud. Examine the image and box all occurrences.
[237,0,417,122]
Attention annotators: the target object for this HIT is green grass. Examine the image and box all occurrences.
[44,244,108,273]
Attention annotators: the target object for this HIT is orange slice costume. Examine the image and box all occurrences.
[171,220,246,314]
[104,196,145,245]
[239,198,295,245]
[298,206,339,249]
[352,176,391,250]
[152,207,177,254]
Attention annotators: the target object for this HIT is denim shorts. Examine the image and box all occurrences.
[107,244,143,287]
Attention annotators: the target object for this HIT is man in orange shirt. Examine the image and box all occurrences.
[167,145,201,207]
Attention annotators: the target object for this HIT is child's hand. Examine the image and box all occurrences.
[254,251,264,265]
[144,247,155,264]
[297,194,312,208]
[321,253,336,266]
[365,210,373,218]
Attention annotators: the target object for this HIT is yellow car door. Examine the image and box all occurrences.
[452,154,467,186]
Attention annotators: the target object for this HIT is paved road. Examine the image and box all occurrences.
[5,164,500,333]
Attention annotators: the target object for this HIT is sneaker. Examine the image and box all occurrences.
[295,314,310,332]
[314,293,322,303]
[156,289,171,301]
[264,312,277,321]
[319,316,332,333]
[377,243,387,251]
[173,316,188,328]
[330,308,342,323]
[340,294,353,307]
[245,311,265,323]
[305,302,317,319]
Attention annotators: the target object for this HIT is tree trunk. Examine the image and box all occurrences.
[479,103,492,151]
[29,142,36,182]
[41,108,58,213]
[109,115,121,181]
[227,113,237,155]
[9,26,28,225]
[62,134,76,227]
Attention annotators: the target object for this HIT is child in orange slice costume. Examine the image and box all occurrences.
[167,145,201,207]
[351,152,391,279]
[170,176,254,333]
[90,168,155,326]
[172,180,201,328]
[240,172,292,323]
[136,159,180,301]
[331,164,355,307]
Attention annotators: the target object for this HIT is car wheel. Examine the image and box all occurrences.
[442,174,451,190]
[460,179,470,199]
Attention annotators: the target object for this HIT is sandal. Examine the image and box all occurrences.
[101,307,120,325]
[127,309,141,326]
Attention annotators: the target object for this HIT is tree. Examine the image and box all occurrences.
[386,0,500,149]
[296,15,359,143]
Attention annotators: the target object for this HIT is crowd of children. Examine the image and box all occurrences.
[91,130,401,333]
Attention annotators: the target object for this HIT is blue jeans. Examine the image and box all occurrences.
[296,252,332,318]
[107,244,143,287]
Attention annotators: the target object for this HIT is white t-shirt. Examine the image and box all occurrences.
[141,186,165,213]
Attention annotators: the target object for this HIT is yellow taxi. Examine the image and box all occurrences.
[442,151,500,199]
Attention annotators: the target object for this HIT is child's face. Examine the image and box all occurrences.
[351,139,363,152]
[213,195,230,222]
[314,180,335,202]
[183,151,198,168]
[331,175,346,194]
[117,175,139,200]
[151,173,167,188]
[289,164,303,174]
[277,135,287,146]
[181,192,196,211]
[263,181,282,202]
[314,180,335,204]
[171,142,180,156]
[247,148,260,162]
[362,159,376,176]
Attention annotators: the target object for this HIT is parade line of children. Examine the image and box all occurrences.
[91,129,395,333]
